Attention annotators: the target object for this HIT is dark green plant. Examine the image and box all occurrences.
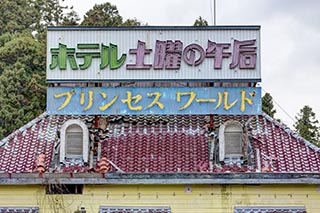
[193,16,208,26]
[294,105,320,146]
[262,92,276,118]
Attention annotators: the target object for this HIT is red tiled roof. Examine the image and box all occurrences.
[0,113,319,174]
[101,133,208,173]
[250,115,320,172]
[0,113,56,173]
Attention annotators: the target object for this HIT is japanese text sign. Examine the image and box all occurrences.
[47,26,261,82]
[47,87,261,115]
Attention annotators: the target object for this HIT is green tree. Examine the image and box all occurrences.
[193,16,208,26]
[262,93,276,118]
[0,0,50,139]
[34,0,79,32]
[122,18,142,26]
[81,2,123,26]
[0,63,46,138]
[0,0,40,34]
[0,32,46,74]
[81,2,141,27]
[0,0,76,34]
[62,9,80,26]
[35,0,64,26]
[294,105,320,146]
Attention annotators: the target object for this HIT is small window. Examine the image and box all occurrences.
[224,124,242,157]
[234,206,306,213]
[46,184,83,194]
[100,206,171,213]
[0,207,39,213]
[219,121,243,161]
[60,119,89,163]
[66,124,83,158]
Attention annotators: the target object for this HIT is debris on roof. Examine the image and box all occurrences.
[0,113,319,174]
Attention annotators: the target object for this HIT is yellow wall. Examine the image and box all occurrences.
[0,184,319,213]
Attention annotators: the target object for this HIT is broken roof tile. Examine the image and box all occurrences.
[0,113,319,174]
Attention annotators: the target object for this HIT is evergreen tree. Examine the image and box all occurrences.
[0,0,76,34]
[81,2,141,27]
[262,92,276,118]
[193,16,208,26]
[0,0,40,34]
[0,0,54,139]
[81,2,123,26]
[62,9,80,26]
[34,0,80,32]
[0,32,45,74]
[122,18,142,26]
[0,63,46,138]
[0,31,46,139]
[35,0,65,27]
[294,105,320,146]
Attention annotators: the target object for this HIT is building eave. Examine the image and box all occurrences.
[1,172,320,185]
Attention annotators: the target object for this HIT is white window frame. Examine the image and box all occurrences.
[60,119,89,163]
[219,120,243,161]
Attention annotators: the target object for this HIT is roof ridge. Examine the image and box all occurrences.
[0,112,48,147]
[261,112,320,152]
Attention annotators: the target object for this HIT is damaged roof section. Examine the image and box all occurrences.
[0,113,319,175]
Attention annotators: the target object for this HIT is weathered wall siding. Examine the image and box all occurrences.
[0,184,318,213]
[0,185,40,205]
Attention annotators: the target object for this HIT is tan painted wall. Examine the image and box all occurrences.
[0,184,318,213]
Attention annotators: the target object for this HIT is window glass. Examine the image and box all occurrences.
[66,124,83,157]
[224,124,242,156]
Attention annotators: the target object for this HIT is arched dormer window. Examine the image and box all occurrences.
[219,120,243,161]
[66,124,83,157]
[60,120,89,163]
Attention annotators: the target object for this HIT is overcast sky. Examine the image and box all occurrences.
[63,0,320,128]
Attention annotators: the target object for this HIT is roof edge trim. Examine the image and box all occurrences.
[47,25,261,31]
[262,112,320,152]
[1,172,320,185]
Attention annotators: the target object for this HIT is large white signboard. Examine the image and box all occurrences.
[47,26,261,82]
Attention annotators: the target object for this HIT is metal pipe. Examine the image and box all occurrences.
[214,0,216,26]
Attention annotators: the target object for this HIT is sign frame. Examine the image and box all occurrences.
[47,86,261,115]
[47,26,261,83]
